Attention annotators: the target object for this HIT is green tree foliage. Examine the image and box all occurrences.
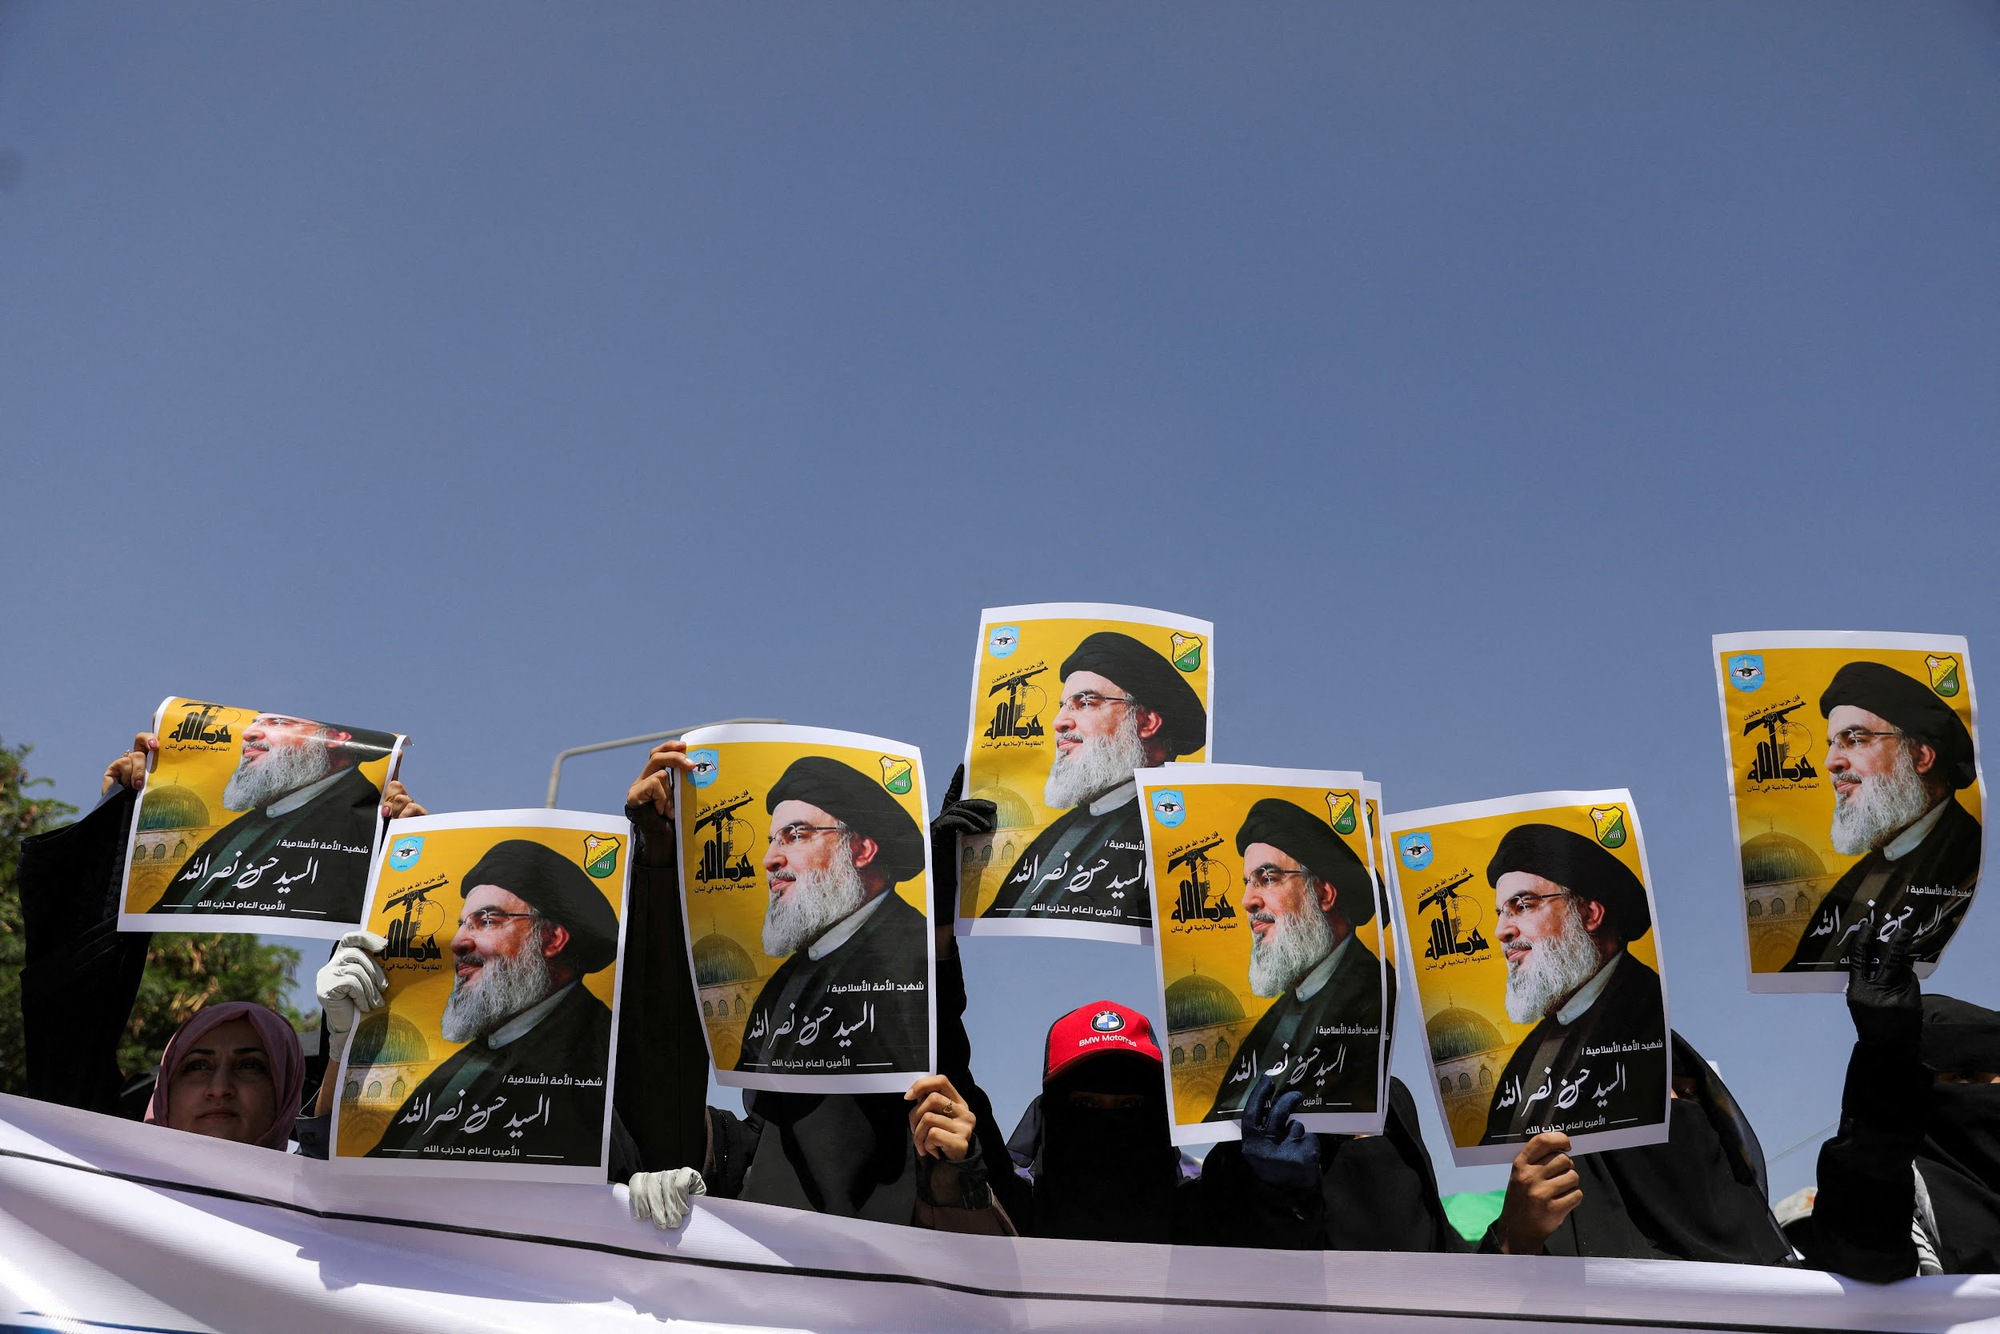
[0,737,304,1097]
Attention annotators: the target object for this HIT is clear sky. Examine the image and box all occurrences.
[3,2,1998,1202]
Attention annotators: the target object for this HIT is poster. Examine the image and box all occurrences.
[329,809,631,1182]
[1364,779,1399,1110]
[676,724,935,1094]
[118,696,405,939]
[959,603,1215,944]
[1138,764,1387,1143]
[1383,791,1669,1167]
[1713,632,1985,993]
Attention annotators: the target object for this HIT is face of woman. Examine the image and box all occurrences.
[164,1016,278,1144]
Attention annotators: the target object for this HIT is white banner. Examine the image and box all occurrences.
[4,1094,1999,1334]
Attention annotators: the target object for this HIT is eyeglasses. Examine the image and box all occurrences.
[1496,891,1570,921]
[1827,727,1903,752]
[1246,867,1308,889]
[1058,691,1139,713]
[457,908,540,932]
[767,822,848,847]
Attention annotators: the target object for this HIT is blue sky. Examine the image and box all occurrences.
[4,3,1998,1201]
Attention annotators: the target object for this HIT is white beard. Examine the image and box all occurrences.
[1504,897,1604,1024]
[440,927,559,1043]
[1248,890,1337,998]
[1831,745,1934,856]
[1044,710,1148,810]
[762,853,867,958]
[221,741,336,813]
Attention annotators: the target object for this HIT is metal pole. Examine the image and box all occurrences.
[545,719,785,807]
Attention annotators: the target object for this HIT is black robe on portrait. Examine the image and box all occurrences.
[737,891,929,1077]
[983,794,1147,928]
[1205,935,1384,1122]
[148,765,382,923]
[1482,952,1667,1146]
[1784,797,1981,974]
[369,983,613,1167]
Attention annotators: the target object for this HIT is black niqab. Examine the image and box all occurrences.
[1917,996,2000,1272]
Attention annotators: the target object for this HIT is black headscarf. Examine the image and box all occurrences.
[1917,995,2000,1272]
[1546,1032,1792,1264]
[1010,1051,1184,1242]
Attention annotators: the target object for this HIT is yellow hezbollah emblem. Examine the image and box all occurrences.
[1588,806,1627,849]
[583,835,621,879]
[1325,791,1358,835]
[879,756,913,795]
[1926,654,1963,698]
[1170,632,1203,673]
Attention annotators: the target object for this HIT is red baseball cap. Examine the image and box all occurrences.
[1043,1000,1164,1084]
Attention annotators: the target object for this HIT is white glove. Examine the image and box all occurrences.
[628,1168,707,1231]
[315,931,389,1045]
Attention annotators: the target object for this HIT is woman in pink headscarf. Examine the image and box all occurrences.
[143,1001,307,1150]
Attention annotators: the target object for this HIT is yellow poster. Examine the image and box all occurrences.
[959,603,1215,944]
[118,696,405,939]
[1364,779,1400,1111]
[330,809,631,1182]
[1138,763,1386,1144]
[1383,790,1669,1168]
[1714,633,1984,993]
[676,724,934,1094]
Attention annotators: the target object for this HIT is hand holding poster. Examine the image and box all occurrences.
[1713,632,1985,992]
[959,603,1214,943]
[676,724,935,1094]
[119,696,405,938]
[1138,764,1387,1143]
[331,809,631,1181]
[1384,791,1669,1167]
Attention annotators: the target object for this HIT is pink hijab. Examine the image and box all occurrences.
[144,1001,307,1151]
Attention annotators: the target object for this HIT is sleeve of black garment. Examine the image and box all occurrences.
[934,947,1032,1226]
[1187,1140,1325,1249]
[610,801,710,1173]
[1808,1040,1929,1281]
[18,789,149,1114]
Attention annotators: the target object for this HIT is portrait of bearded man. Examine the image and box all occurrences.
[1479,824,1667,1147]
[984,632,1207,927]
[1784,661,1982,973]
[369,839,620,1165]
[1205,797,1384,1122]
[737,756,930,1077]
[150,712,396,921]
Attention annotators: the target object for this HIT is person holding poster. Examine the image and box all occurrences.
[1205,797,1383,1122]
[1386,792,1669,1168]
[120,698,405,935]
[960,605,1213,942]
[1713,633,1983,990]
[331,811,631,1180]
[736,756,930,1076]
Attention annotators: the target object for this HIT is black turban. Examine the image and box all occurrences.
[1485,823,1651,942]
[462,839,620,975]
[1059,631,1208,758]
[1923,995,2000,1074]
[767,756,926,885]
[1820,661,1977,790]
[1234,797,1374,926]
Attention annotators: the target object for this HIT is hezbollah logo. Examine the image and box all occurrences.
[1927,654,1963,698]
[583,834,621,879]
[1588,806,1628,849]
[1170,632,1203,673]
[1325,791,1358,836]
[879,756,914,795]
